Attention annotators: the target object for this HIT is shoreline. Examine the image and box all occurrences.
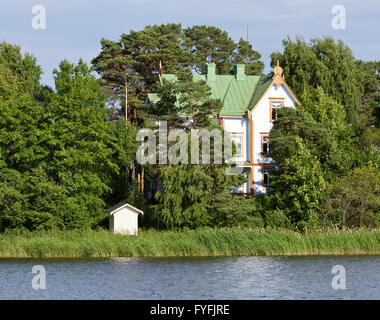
[0,251,379,259]
[0,228,379,259]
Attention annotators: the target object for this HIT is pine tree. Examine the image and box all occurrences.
[232,38,264,75]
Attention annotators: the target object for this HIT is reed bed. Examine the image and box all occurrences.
[0,227,379,258]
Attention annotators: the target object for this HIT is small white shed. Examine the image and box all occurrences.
[106,202,143,235]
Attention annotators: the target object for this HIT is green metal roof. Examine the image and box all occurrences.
[247,73,273,110]
[151,68,274,116]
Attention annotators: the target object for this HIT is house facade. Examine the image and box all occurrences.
[146,61,300,195]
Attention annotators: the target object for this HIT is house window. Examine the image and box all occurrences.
[263,167,270,187]
[230,133,244,157]
[270,100,283,122]
[261,135,269,156]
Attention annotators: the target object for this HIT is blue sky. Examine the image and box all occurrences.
[1,0,379,88]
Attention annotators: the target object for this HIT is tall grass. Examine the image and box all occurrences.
[0,227,379,258]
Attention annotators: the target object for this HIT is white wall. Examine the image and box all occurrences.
[111,208,139,235]
[223,117,249,163]
[252,83,296,194]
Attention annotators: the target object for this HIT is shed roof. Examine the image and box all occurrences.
[106,202,144,215]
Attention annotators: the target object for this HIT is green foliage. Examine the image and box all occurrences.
[263,209,290,228]
[321,167,380,228]
[267,37,379,229]
[355,60,380,127]
[0,55,121,231]
[123,23,193,79]
[155,68,222,128]
[154,162,245,229]
[47,59,119,222]
[302,88,368,177]
[105,120,137,205]
[0,64,23,99]
[92,24,264,125]
[154,165,213,229]
[270,137,326,224]
[184,26,264,75]
[0,94,49,173]
[271,36,363,124]
[269,107,332,167]
[1,34,378,234]
[0,42,43,99]
[91,37,143,123]
[232,38,264,75]
[209,193,265,228]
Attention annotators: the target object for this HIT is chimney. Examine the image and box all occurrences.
[234,64,246,80]
[205,63,216,82]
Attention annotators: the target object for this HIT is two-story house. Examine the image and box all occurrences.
[146,61,300,195]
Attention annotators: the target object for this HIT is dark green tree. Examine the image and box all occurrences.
[232,38,264,75]
[184,26,264,75]
[155,69,222,129]
[91,38,139,123]
[0,42,43,99]
[271,36,363,124]
[270,137,326,225]
[184,25,236,74]
[321,167,380,228]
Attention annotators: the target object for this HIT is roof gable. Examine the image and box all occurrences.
[106,202,144,215]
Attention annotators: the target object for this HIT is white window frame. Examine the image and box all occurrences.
[270,99,284,122]
[229,132,245,158]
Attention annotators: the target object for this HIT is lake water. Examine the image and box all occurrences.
[0,255,379,299]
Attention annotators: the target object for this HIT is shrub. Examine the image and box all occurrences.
[321,167,380,228]
[264,209,290,228]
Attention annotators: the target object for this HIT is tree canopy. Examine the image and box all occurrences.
[0,29,379,232]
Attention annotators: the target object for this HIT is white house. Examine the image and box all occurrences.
[146,61,300,195]
[106,202,143,235]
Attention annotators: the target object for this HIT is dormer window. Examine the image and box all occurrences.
[270,99,284,122]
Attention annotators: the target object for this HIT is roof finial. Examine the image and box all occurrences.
[272,59,284,88]
[273,59,283,79]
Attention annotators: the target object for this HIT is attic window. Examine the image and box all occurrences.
[270,100,283,122]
